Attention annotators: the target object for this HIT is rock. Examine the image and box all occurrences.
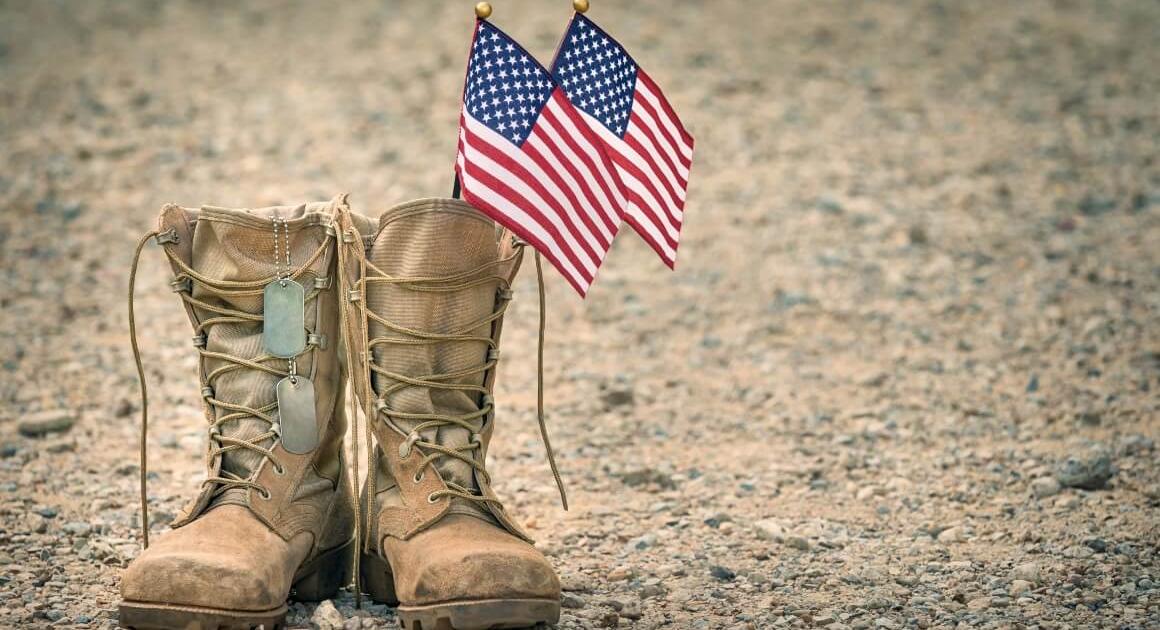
[606,566,633,581]
[710,565,736,581]
[1009,580,1033,596]
[601,384,635,408]
[966,596,992,611]
[617,599,642,620]
[786,536,810,551]
[936,526,966,543]
[561,593,586,609]
[1012,562,1041,584]
[1083,538,1107,553]
[1056,444,1114,489]
[1030,477,1061,499]
[754,518,786,541]
[311,600,344,630]
[17,410,76,437]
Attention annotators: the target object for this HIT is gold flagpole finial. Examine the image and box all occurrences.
[573,0,590,13]
[475,2,492,19]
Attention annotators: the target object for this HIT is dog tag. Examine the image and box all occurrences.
[264,279,306,358]
[276,376,318,454]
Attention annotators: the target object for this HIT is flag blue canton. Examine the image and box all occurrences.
[464,22,555,146]
[551,15,637,137]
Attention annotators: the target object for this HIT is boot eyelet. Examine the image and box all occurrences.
[426,493,439,504]
[273,465,285,476]
[258,489,272,500]
[413,471,424,484]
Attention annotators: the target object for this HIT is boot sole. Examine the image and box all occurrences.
[396,599,561,630]
[120,539,354,629]
[361,554,559,630]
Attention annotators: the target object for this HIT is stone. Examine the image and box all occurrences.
[1012,562,1041,584]
[936,526,966,543]
[1009,580,1033,596]
[607,566,633,581]
[311,600,344,630]
[17,410,76,437]
[1056,445,1114,489]
[710,565,736,581]
[561,593,586,609]
[1030,477,1061,499]
[966,596,992,611]
[786,536,810,551]
[754,518,786,541]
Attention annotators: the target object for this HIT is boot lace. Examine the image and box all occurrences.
[128,226,330,548]
[331,205,568,604]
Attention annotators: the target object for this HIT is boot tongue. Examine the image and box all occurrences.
[183,204,328,506]
[366,199,507,501]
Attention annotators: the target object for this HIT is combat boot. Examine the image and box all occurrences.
[334,198,562,630]
[120,197,368,629]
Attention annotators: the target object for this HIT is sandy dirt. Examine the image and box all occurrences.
[1,1,1157,628]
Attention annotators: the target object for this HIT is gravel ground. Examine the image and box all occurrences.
[1,1,1158,628]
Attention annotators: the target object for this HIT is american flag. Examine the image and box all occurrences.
[455,20,625,296]
[551,14,694,269]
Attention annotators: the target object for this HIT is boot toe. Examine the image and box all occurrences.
[120,505,301,612]
[386,514,561,605]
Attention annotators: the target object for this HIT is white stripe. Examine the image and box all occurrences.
[543,99,628,210]
[636,79,693,159]
[619,169,681,240]
[630,102,691,181]
[599,129,684,225]
[459,164,592,291]
[523,132,617,244]
[625,201,677,261]
[626,121,688,203]
[463,116,610,255]
[535,111,623,232]
[462,120,600,276]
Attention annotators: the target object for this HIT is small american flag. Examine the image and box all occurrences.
[551,14,694,269]
[456,20,625,296]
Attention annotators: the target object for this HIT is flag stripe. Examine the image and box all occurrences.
[624,202,678,265]
[463,115,610,256]
[524,134,617,243]
[615,165,681,244]
[624,120,686,207]
[542,96,627,213]
[631,87,691,175]
[460,168,591,295]
[532,104,622,235]
[461,120,600,276]
[599,127,684,227]
[627,97,691,182]
[636,71,694,156]
[457,134,594,293]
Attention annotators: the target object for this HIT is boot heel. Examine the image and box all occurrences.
[359,552,399,606]
[292,540,354,602]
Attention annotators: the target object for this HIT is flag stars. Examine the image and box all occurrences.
[550,17,638,138]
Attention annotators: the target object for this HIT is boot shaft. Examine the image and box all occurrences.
[151,197,351,537]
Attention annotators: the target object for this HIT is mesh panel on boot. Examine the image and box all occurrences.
[366,202,502,494]
[185,205,326,504]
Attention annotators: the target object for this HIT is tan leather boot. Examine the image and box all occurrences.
[334,198,562,630]
[120,197,362,629]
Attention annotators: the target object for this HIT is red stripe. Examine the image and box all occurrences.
[606,142,683,233]
[531,112,619,236]
[464,124,603,264]
[635,70,694,150]
[630,89,692,171]
[622,203,678,269]
[626,108,688,189]
[543,92,625,221]
[622,123,685,211]
[460,138,596,283]
[521,133,613,250]
[460,185,589,296]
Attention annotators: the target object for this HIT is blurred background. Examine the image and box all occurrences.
[1,1,1157,628]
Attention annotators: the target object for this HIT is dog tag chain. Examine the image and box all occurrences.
[264,216,318,454]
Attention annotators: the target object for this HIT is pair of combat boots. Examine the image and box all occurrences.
[119,196,561,630]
